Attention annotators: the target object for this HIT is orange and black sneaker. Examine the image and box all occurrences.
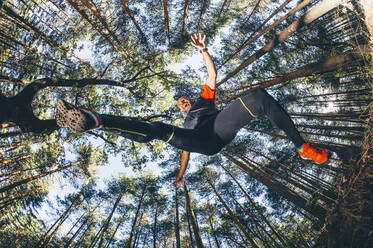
[298,143,328,164]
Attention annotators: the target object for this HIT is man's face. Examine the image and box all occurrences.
[177,97,191,114]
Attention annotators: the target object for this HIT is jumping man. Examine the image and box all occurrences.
[56,33,328,187]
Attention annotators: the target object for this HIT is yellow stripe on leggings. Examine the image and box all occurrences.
[106,127,147,136]
[238,97,257,118]
[166,130,174,143]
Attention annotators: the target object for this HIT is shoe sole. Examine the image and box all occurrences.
[300,153,328,164]
[66,109,88,134]
[56,99,75,128]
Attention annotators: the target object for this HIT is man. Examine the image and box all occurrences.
[56,33,328,187]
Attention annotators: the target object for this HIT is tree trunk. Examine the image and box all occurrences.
[196,0,208,33]
[219,163,288,247]
[46,0,80,25]
[217,0,229,18]
[127,184,147,248]
[221,0,305,67]
[64,215,88,248]
[97,191,125,248]
[217,0,344,87]
[1,3,93,68]
[221,151,327,220]
[79,0,132,60]
[185,198,195,248]
[119,0,153,54]
[174,187,181,248]
[104,211,127,248]
[162,0,171,46]
[219,46,369,103]
[183,182,204,248]
[246,147,337,202]
[181,0,188,35]
[39,191,82,248]
[0,32,70,68]
[73,223,93,248]
[153,203,158,248]
[88,222,106,248]
[132,212,144,248]
[66,0,122,53]
[207,179,260,248]
[0,161,80,194]
[19,0,62,34]
[227,190,278,248]
[207,217,220,248]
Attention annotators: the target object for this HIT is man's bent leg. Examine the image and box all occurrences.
[215,88,327,164]
[239,88,305,148]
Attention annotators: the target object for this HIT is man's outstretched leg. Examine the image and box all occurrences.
[56,99,171,143]
[56,99,223,155]
[214,88,328,164]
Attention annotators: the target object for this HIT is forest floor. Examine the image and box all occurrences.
[315,99,373,247]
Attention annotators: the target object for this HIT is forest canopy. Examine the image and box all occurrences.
[0,0,372,247]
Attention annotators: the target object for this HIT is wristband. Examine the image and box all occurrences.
[199,48,208,53]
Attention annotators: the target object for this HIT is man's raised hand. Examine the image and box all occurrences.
[191,33,206,51]
[174,176,185,188]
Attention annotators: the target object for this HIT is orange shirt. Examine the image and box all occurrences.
[200,84,216,102]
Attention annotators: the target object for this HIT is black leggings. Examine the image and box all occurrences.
[100,89,305,155]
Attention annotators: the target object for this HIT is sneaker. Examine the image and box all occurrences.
[56,99,76,128]
[298,143,328,164]
[56,99,101,134]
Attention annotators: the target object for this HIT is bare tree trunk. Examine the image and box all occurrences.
[66,0,121,54]
[153,202,159,248]
[185,198,195,248]
[46,0,80,25]
[221,151,327,220]
[1,2,94,69]
[97,191,125,248]
[0,161,80,194]
[60,212,86,247]
[207,179,260,248]
[221,0,305,67]
[207,217,221,248]
[219,47,369,103]
[39,191,82,248]
[104,211,127,248]
[19,0,62,34]
[0,31,70,68]
[127,184,147,248]
[183,182,204,248]
[181,0,188,35]
[63,199,103,248]
[174,187,181,248]
[221,162,290,247]
[196,0,208,33]
[73,223,93,248]
[217,0,344,87]
[217,0,229,18]
[162,0,171,46]
[64,216,88,248]
[88,222,106,248]
[79,0,132,60]
[119,0,153,54]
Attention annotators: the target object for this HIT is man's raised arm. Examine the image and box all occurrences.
[191,33,217,90]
